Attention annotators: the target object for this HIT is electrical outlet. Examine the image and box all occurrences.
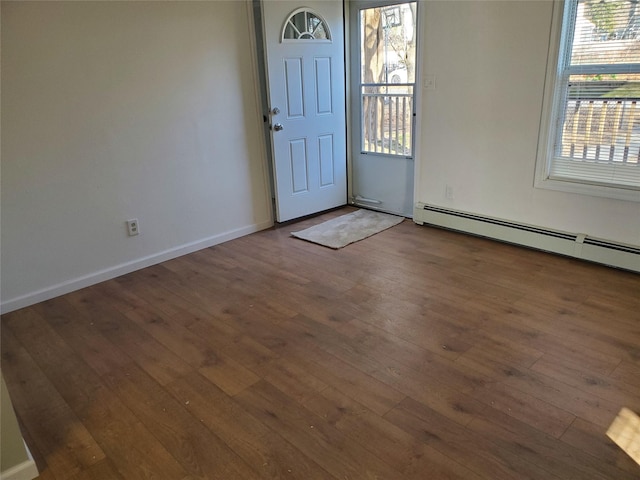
[126,219,140,236]
[445,185,454,200]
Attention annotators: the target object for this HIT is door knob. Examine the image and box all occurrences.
[273,123,284,131]
[271,107,281,115]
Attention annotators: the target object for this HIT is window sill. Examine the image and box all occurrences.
[534,176,640,203]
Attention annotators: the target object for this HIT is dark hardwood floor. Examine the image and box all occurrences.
[2,206,640,479]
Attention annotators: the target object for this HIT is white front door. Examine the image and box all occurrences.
[349,1,418,217]
[262,1,347,222]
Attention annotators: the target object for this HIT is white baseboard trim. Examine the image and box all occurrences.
[414,203,640,273]
[0,220,273,314]
[0,442,38,480]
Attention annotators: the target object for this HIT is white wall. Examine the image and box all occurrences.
[417,1,640,246]
[3,0,637,313]
[1,1,273,312]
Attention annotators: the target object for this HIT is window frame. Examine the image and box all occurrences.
[535,0,640,202]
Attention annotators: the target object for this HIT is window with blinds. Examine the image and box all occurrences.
[539,0,640,198]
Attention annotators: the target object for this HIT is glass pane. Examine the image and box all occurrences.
[557,73,640,164]
[360,2,416,156]
[571,0,640,65]
[291,12,307,37]
[361,85,414,155]
[283,23,297,40]
[309,15,327,39]
[360,3,416,84]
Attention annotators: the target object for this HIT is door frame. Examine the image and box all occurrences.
[346,0,425,218]
[249,0,276,222]
[249,0,425,221]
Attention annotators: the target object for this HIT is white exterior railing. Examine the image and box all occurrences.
[560,98,640,165]
[361,87,413,156]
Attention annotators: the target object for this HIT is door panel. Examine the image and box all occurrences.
[290,138,308,193]
[263,1,347,222]
[353,154,414,215]
[284,58,304,118]
[319,134,335,186]
[315,58,333,114]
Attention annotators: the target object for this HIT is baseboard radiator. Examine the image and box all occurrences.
[413,203,640,273]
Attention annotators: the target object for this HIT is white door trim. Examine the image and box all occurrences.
[245,0,276,225]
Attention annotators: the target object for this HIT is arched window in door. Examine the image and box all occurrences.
[282,8,331,41]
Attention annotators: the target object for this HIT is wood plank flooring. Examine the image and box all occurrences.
[2,206,640,479]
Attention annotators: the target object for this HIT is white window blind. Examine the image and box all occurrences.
[549,0,640,191]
